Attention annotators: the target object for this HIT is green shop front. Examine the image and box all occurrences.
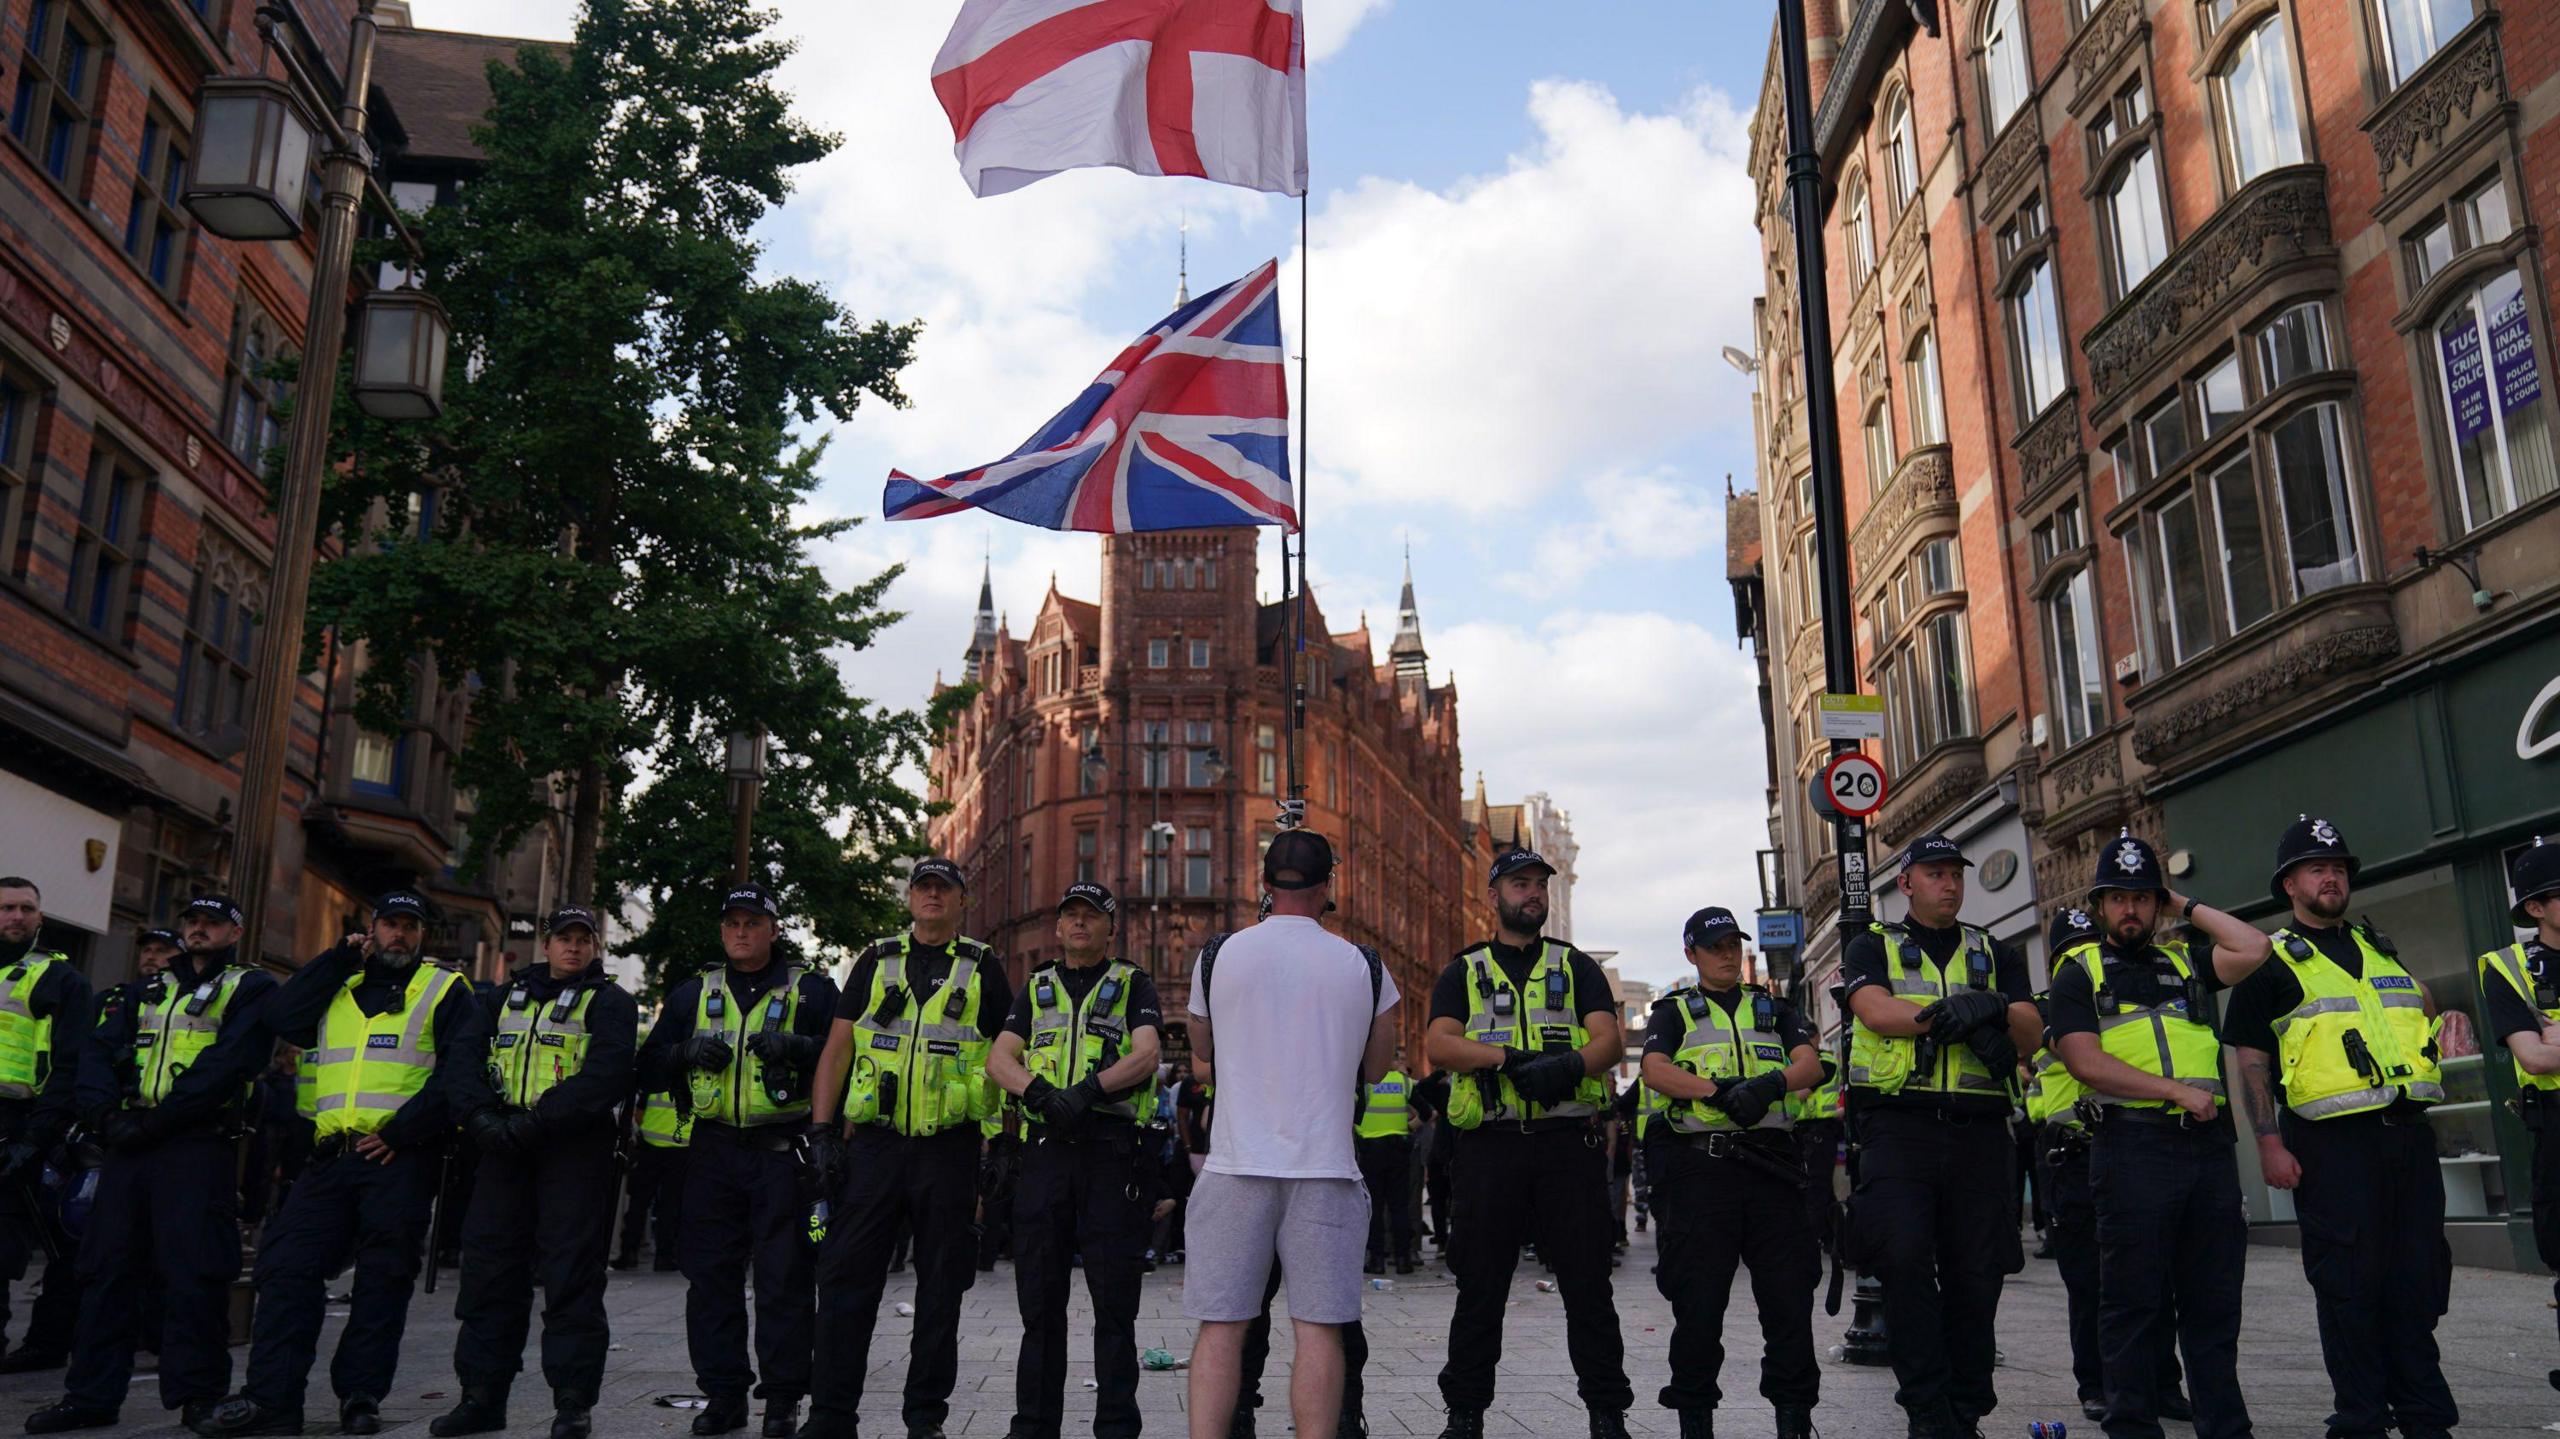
[2156,625,2560,1270]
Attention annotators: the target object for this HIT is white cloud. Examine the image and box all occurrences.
[1304,0,1391,63]
[1284,80,1763,516]
[1495,470,1723,600]
[1431,611,1769,985]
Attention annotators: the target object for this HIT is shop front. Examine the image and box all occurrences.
[2156,625,2560,1269]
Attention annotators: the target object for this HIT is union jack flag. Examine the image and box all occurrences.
[884,260,1298,533]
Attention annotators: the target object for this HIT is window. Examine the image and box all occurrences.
[2100,144,2169,296]
[1146,639,1169,668]
[1981,0,2030,132]
[2267,403,2363,598]
[2196,353,2247,437]
[2031,499,2086,571]
[1142,825,1170,897]
[1188,638,1211,668]
[176,557,258,742]
[2207,454,2276,631]
[1906,330,1946,447]
[1203,557,1220,588]
[67,445,141,641]
[1185,720,1217,785]
[1916,537,1959,596]
[1863,401,1893,496]
[349,730,409,797]
[1139,560,1154,590]
[223,303,290,472]
[2257,302,2330,387]
[2376,0,2474,89]
[10,0,104,188]
[2142,394,2191,475]
[1845,176,1875,289]
[2217,18,2304,186]
[122,112,191,295]
[1883,89,1919,214]
[1185,825,1213,896]
[2007,254,2068,419]
[1142,720,1171,786]
[2152,492,2214,665]
[1075,830,1097,884]
[2429,268,2558,528]
[1255,723,1276,794]
[2459,178,2512,247]
[1799,532,1824,624]
[2410,218,2455,289]
[0,368,34,571]
[2109,434,2139,501]
[1879,611,1976,773]
[2044,566,2106,747]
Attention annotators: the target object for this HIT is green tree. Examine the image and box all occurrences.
[309,0,924,987]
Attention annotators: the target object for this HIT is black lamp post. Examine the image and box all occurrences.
[726,727,769,884]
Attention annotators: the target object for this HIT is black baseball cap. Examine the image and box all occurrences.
[1682,906,1743,948]
[374,889,430,919]
[1901,834,1972,870]
[546,904,599,936]
[909,857,967,891]
[1488,848,1556,885]
[180,895,243,926]
[1263,830,1336,890]
[1058,882,1117,917]
[137,927,182,949]
[719,883,780,919]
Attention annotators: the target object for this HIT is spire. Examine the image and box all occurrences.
[964,555,998,683]
[1175,211,1191,307]
[1390,542,1428,694]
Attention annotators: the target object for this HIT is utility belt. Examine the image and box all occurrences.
[310,1131,423,1164]
[1858,1097,2010,1126]
[1663,1129,1805,1187]
[1027,1119,1141,1150]
[2515,1087,2556,1133]
[2039,1121,2090,1167]
[693,1118,803,1152]
[2083,1102,2230,1136]
[1457,1114,1598,1140]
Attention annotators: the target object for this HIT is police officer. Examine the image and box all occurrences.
[1639,906,1822,1439]
[1426,848,1632,1439]
[639,882,836,1439]
[617,1056,692,1271]
[433,904,638,1439]
[2024,909,2105,1421]
[798,858,1005,1439]
[1355,1051,1416,1274]
[2225,817,2458,1439]
[23,895,272,1432]
[198,889,488,1438]
[2048,835,2273,1439]
[2478,837,2560,1384]
[987,880,1158,1439]
[134,927,181,981]
[1838,833,2038,1439]
[0,876,92,1370]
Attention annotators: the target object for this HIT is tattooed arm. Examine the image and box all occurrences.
[2237,1046,2300,1189]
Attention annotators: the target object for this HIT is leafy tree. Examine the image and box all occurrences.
[309,0,924,987]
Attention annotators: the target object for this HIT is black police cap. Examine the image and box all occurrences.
[1901,833,1972,870]
[908,857,967,892]
[374,889,430,919]
[720,883,781,919]
[1058,881,1117,917]
[1682,906,1743,949]
[1488,847,1556,886]
[2269,814,2359,904]
[546,904,599,936]
[2047,905,2098,956]
[180,894,244,926]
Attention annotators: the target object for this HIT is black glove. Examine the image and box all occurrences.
[746,1030,821,1068]
[1918,989,2009,1042]
[502,1109,544,1153]
[1707,1072,1787,1129]
[1505,1049,1589,1107]
[805,1122,849,1189]
[1023,1076,1082,1129]
[1061,1075,1111,1121]
[679,1034,735,1073]
[467,1108,522,1156]
[1965,1026,2021,1082]
[96,1113,149,1154]
[0,1141,36,1182]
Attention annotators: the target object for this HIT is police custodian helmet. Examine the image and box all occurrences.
[2047,904,2099,955]
[2270,814,2360,904]
[2090,829,2168,901]
[2512,837,2560,926]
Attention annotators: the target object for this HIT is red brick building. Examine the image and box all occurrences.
[1749,0,2560,1260]
[924,534,1487,1060]
[0,0,561,981]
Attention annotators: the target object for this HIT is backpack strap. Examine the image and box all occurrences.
[1198,932,1232,1022]
[1357,944,1383,1017]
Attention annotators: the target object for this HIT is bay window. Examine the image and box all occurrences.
[1907,329,1947,447]
[2375,0,2474,89]
[2217,18,2305,186]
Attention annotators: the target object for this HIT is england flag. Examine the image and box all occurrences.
[932,0,1308,197]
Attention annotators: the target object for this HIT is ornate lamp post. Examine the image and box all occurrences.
[726,727,770,883]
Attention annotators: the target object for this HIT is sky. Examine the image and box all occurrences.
[409,0,1777,986]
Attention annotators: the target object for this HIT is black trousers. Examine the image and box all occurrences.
[979,1138,1019,1268]
[1850,1108,2019,1429]
[1438,1126,1630,1413]
[1795,1122,1842,1264]
[619,1143,687,1259]
[2041,1130,2105,1404]
[64,1131,241,1412]
[452,1129,618,1402]
[2089,1121,2246,1439]
[242,1147,439,1410]
[1647,1136,1819,1413]
[1423,1151,1452,1244]
[2534,1116,2560,1352]
[2286,1114,2458,1438]
[681,1125,815,1404]
[1239,1258,1368,1420]
[807,1126,978,1432]
[0,1174,74,1347]
[1010,1128,1150,1439]
[1355,1136,1414,1263]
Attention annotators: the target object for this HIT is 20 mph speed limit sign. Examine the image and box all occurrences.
[1820,752,1889,818]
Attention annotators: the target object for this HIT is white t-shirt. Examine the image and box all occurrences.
[1187,914,1399,1181]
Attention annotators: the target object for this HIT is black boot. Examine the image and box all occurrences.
[23,1401,119,1434]
[2156,1391,2192,1422]
[430,1387,509,1437]
[551,1392,594,1439]
[340,1396,380,1436]
[762,1398,802,1438]
[1587,1412,1632,1439]
[194,1398,304,1438]
[693,1396,750,1436]
[1774,1406,1812,1439]
[0,1347,68,1375]
[1675,1411,1712,1439]
[1436,1412,1483,1439]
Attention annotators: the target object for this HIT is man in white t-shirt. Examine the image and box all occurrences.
[1183,830,1398,1439]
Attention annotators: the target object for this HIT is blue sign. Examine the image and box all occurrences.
[1757,909,1803,949]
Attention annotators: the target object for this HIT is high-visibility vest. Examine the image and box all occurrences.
[1787,1064,1845,1123]
[489,978,600,1108]
[689,963,813,1127]
[1657,984,1794,1134]
[2067,940,2225,1114]
[1356,1069,1411,1139]
[1023,958,1154,1126]
[843,936,995,1137]
[131,965,257,1109]
[2269,926,2443,1120]
[2023,1047,2088,1128]
[0,953,65,1100]
[1846,922,2008,1099]
[307,962,467,1140]
[2479,943,2560,1094]
[1444,942,1602,1129]
[636,1088,693,1148]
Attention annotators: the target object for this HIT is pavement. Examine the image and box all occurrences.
[4,1231,2560,1439]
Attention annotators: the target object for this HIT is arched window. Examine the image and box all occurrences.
[1844,174,1875,287]
[1883,89,1920,214]
[1905,329,1946,446]
[1981,0,2031,132]
[2216,17,2304,185]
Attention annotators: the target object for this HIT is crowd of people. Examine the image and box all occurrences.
[0,809,2553,1439]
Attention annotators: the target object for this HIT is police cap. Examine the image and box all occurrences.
[2511,837,2560,926]
[2269,815,2359,905]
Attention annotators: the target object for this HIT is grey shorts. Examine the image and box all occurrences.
[1181,1171,1370,1324]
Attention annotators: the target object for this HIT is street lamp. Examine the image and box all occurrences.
[726,727,769,884]
[352,287,453,420]
[208,0,451,962]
